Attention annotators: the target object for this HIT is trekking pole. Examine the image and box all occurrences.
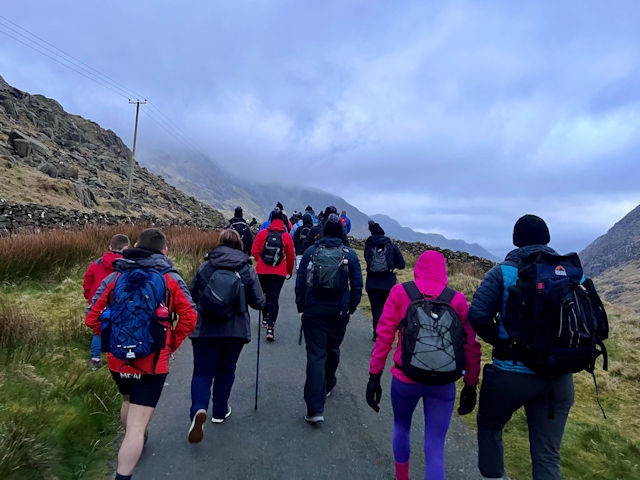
[254,310,261,410]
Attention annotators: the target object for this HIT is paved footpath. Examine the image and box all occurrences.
[126,276,480,479]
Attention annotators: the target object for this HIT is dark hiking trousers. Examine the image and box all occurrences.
[477,364,575,480]
[367,288,391,339]
[301,313,348,416]
[258,273,286,327]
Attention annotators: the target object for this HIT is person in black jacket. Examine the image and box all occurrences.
[293,213,314,270]
[227,206,253,256]
[187,229,265,443]
[364,221,405,341]
[295,214,363,424]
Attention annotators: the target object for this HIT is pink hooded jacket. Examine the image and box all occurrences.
[369,250,481,386]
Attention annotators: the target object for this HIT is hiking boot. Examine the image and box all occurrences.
[304,412,324,424]
[266,327,275,342]
[211,406,231,424]
[89,358,102,371]
[188,409,207,443]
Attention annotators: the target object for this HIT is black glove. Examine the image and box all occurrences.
[366,373,382,412]
[457,382,477,415]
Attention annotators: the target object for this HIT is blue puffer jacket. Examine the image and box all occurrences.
[295,236,363,317]
[468,244,558,373]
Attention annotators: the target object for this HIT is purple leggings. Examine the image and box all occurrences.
[390,376,456,480]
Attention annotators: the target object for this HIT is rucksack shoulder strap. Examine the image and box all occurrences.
[402,281,423,302]
[437,286,456,304]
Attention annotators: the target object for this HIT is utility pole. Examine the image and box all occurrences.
[126,98,146,205]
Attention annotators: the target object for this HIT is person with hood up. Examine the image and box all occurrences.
[364,221,405,341]
[468,214,573,480]
[251,207,295,342]
[186,229,265,443]
[366,250,481,480]
[83,233,130,370]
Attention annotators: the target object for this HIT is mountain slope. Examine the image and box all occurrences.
[143,149,498,258]
[0,75,225,228]
[580,204,640,277]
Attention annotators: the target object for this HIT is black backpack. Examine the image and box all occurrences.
[229,221,252,254]
[365,241,394,274]
[398,282,466,385]
[306,244,349,292]
[502,251,609,376]
[296,225,312,250]
[198,264,248,323]
[261,230,284,266]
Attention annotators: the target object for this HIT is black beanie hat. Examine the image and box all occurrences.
[324,205,338,217]
[512,214,550,247]
[276,201,284,210]
[368,220,385,236]
[323,213,344,238]
[271,207,283,221]
[234,206,243,217]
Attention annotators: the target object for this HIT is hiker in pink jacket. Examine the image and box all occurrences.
[367,249,481,480]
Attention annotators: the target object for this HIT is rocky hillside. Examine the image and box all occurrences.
[580,204,640,277]
[0,75,225,230]
[579,204,640,311]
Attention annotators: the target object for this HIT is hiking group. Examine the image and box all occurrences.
[85,210,608,480]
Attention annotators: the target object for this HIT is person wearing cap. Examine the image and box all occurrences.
[251,207,295,342]
[364,221,405,341]
[468,214,573,480]
[295,213,363,424]
[227,206,253,256]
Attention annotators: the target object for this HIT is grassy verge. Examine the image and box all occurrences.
[0,225,217,480]
[355,246,639,480]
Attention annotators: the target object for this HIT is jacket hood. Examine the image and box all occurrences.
[504,244,558,263]
[100,250,123,270]
[229,216,245,224]
[319,236,344,248]
[365,234,390,247]
[413,250,448,285]
[206,245,250,269]
[267,219,287,232]
[116,248,173,271]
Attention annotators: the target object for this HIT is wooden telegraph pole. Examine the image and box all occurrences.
[126,99,146,205]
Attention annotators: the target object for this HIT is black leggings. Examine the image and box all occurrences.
[258,274,286,327]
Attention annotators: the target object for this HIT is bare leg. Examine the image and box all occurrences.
[116,403,155,476]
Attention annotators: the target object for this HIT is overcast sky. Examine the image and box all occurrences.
[2,1,639,258]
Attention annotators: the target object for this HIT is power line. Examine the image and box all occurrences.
[0,15,209,158]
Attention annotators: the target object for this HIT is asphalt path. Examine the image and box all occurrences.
[128,274,480,479]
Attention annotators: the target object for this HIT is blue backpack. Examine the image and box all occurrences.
[101,267,172,360]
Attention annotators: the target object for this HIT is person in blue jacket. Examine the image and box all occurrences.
[468,214,574,480]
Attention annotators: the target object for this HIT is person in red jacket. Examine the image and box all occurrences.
[85,228,197,480]
[83,233,130,370]
[251,207,295,342]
